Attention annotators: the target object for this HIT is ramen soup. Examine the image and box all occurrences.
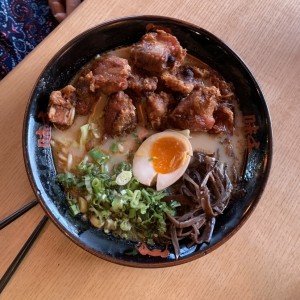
[48,28,246,258]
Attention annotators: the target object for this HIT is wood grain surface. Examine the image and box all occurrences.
[0,0,299,299]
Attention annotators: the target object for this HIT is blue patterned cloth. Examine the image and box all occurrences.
[0,0,58,79]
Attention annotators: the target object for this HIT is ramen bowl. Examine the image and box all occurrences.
[23,16,272,267]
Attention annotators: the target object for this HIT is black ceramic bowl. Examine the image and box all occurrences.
[23,16,272,267]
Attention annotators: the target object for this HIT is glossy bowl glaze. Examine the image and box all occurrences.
[23,16,272,267]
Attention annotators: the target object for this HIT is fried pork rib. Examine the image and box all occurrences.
[104,91,137,137]
[74,71,99,115]
[130,30,186,73]
[211,75,235,101]
[91,55,131,95]
[160,66,205,94]
[47,85,76,129]
[127,68,158,94]
[211,104,234,134]
[169,86,220,132]
[48,55,131,128]
[48,30,236,135]
[146,92,174,130]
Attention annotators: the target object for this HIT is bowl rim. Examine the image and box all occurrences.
[23,15,273,268]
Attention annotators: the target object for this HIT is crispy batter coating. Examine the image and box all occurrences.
[128,67,158,94]
[74,71,99,115]
[47,85,76,129]
[130,30,186,73]
[48,30,236,135]
[146,92,174,130]
[169,87,220,132]
[104,91,137,137]
[92,55,131,95]
[210,104,234,134]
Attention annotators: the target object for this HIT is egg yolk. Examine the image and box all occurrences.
[150,136,187,174]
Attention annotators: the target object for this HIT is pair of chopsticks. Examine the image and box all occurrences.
[0,200,48,293]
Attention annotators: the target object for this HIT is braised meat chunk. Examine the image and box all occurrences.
[74,71,99,115]
[47,85,76,130]
[211,75,235,101]
[130,30,186,73]
[146,92,174,130]
[128,68,158,94]
[104,91,137,137]
[169,87,220,132]
[91,55,131,95]
[161,66,206,94]
[210,104,234,134]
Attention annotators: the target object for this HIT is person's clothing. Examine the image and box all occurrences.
[0,0,58,80]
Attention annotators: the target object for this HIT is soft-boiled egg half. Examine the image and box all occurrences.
[133,131,193,191]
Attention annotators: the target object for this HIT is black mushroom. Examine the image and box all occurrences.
[164,151,234,259]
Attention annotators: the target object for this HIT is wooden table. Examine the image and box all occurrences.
[1,0,299,299]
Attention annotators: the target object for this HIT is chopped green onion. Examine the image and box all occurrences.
[109,142,120,153]
[129,208,136,219]
[113,161,131,173]
[130,190,141,208]
[111,197,125,212]
[89,148,109,165]
[126,189,134,197]
[92,177,102,193]
[84,175,93,194]
[57,160,178,242]
[57,172,77,188]
[69,204,80,216]
[120,219,132,231]
[116,171,132,186]
[137,202,148,214]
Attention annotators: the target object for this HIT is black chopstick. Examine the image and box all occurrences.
[0,215,48,293]
[0,199,39,230]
